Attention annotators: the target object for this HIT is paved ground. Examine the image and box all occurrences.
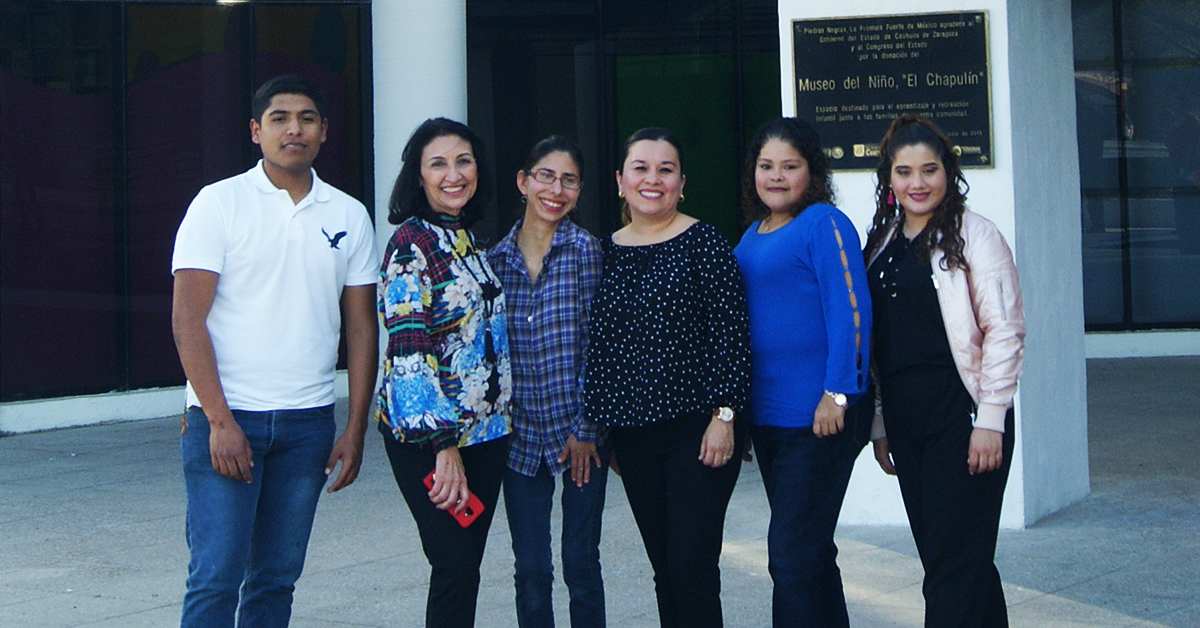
[1,357,1197,627]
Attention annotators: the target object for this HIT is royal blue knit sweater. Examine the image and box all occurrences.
[733,203,872,428]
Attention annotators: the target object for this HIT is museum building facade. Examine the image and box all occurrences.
[2,1,1197,460]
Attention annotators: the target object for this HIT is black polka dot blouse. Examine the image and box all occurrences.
[585,221,751,428]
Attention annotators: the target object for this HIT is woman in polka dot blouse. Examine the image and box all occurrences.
[584,127,751,628]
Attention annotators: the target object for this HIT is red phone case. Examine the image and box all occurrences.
[423,470,485,528]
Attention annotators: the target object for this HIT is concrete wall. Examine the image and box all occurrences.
[0,372,350,435]
[777,0,1088,527]
[1005,0,1091,524]
[1086,330,1200,358]
[0,388,183,434]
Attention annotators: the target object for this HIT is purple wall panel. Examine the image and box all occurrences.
[256,53,352,196]
[125,51,244,388]
[1,69,119,397]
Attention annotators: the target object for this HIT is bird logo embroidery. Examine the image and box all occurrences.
[322,227,348,249]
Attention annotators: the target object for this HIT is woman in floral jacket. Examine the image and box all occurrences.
[377,117,512,628]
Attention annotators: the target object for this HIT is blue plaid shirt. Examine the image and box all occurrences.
[488,218,603,477]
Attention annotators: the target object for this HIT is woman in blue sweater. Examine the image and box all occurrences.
[732,117,872,628]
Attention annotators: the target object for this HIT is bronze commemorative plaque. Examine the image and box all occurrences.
[792,11,993,170]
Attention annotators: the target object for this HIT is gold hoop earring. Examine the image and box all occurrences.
[618,190,624,198]
[679,193,686,203]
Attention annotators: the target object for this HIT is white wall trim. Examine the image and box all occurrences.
[0,372,352,435]
[1085,330,1200,359]
[0,387,184,434]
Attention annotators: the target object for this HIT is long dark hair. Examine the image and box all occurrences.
[387,118,494,227]
[740,116,834,226]
[864,114,969,271]
[618,127,683,225]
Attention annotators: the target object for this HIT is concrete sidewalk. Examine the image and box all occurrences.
[1,357,1196,627]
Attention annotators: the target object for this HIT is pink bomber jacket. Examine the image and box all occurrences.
[866,209,1026,437]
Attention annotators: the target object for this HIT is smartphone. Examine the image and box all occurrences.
[423,470,485,528]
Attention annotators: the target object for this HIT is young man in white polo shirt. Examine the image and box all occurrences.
[171,75,378,628]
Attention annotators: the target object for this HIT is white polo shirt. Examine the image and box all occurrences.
[172,161,378,411]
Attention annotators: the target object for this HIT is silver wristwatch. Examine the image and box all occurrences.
[824,391,848,408]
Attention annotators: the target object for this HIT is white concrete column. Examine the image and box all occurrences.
[777,0,1089,527]
[372,0,468,253]
[1006,0,1090,524]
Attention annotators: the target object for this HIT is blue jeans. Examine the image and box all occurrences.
[503,453,609,628]
[180,405,335,628]
[750,424,862,628]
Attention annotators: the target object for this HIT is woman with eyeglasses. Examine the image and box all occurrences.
[377,117,512,628]
[487,135,608,628]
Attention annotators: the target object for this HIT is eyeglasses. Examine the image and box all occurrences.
[528,168,581,190]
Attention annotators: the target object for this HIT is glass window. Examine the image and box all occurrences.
[1074,0,1124,326]
[1122,2,1200,326]
[1,1,372,401]
[255,5,366,202]
[1074,0,1200,329]
[1,2,121,399]
[126,3,247,389]
[466,0,781,244]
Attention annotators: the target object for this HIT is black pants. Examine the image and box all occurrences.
[383,434,508,628]
[882,366,1013,628]
[612,413,744,628]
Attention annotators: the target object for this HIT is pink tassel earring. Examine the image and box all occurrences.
[886,190,895,207]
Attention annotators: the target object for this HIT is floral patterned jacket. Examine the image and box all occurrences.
[376,214,512,451]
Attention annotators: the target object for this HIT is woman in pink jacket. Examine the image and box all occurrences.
[864,115,1025,628]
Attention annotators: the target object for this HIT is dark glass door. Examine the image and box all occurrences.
[1074,0,1200,330]
[467,0,781,244]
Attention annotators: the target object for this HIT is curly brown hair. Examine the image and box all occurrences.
[740,117,835,226]
[863,114,970,272]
